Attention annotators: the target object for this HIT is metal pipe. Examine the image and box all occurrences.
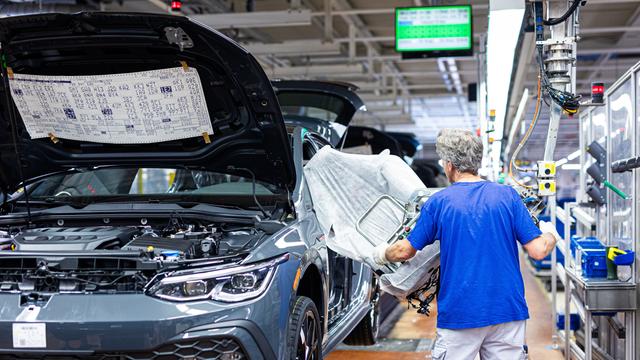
[564,202,577,360]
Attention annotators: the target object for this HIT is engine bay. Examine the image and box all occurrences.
[6,224,260,259]
[0,221,268,295]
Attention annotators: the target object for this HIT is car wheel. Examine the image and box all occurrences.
[287,296,322,360]
[343,278,380,346]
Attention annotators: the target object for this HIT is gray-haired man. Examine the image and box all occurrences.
[372,129,560,359]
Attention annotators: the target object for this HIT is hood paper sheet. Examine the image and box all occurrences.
[9,67,213,144]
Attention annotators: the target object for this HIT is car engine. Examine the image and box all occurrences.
[0,223,266,295]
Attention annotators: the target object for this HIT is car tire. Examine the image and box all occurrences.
[343,279,380,346]
[287,296,322,360]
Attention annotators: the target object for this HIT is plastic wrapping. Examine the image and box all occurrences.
[304,146,425,264]
[304,146,440,300]
[379,242,440,300]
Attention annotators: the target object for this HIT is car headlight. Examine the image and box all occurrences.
[147,254,288,302]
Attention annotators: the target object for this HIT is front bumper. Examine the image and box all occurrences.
[1,322,261,360]
[0,261,299,359]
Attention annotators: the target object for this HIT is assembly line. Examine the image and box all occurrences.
[0,1,636,359]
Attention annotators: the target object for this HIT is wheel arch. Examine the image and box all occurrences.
[295,263,325,327]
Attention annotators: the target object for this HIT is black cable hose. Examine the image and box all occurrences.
[543,0,583,26]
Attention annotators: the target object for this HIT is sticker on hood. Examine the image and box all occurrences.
[8,67,213,144]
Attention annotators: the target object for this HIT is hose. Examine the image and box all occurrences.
[508,70,543,189]
[543,0,583,26]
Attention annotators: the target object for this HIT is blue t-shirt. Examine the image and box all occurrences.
[408,181,542,329]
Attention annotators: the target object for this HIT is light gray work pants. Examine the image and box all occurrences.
[431,320,527,360]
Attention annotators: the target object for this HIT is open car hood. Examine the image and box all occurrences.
[0,12,295,192]
[272,80,365,146]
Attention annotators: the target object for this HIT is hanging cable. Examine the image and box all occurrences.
[543,0,583,26]
[509,71,542,189]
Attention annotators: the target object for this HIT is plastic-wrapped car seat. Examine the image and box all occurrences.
[304,146,440,302]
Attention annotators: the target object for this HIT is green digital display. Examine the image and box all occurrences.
[395,6,473,53]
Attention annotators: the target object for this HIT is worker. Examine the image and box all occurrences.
[372,128,560,360]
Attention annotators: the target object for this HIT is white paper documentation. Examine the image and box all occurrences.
[9,67,213,144]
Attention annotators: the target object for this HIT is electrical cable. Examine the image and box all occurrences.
[543,0,582,26]
[535,38,581,115]
[508,71,542,189]
[226,166,269,218]
[508,1,582,189]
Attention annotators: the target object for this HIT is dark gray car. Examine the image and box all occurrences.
[0,12,378,359]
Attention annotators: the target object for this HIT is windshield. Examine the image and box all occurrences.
[27,168,279,200]
[277,92,345,122]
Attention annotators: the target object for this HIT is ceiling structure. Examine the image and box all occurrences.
[97,0,486,144]
[2,0,640,163]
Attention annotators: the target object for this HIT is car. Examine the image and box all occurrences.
[386,132,422,162]
[274,80,408,334]
[272,80,365,148]
[0,12,379,359]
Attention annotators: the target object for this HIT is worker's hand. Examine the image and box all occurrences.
[539,221,561,241]
[372,243,390,266]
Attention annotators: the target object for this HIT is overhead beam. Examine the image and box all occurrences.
[262,63,366,77]
[308,54,478,64]
[355,83,448,91]
[190,10,312,29]
[310,4,489,17]
[242,40,341,56]
[322,70,477,78]
[306,0,638,17]
[578,47,640,55]
[359,94,458,102]
[581,26,640,34]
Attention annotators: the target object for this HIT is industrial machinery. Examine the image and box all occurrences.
[504,2,638,359]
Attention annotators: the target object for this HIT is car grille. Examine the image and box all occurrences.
[3,338,248,360]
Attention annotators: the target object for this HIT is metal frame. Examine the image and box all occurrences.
[555,60,640,360]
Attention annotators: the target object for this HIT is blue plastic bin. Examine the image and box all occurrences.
[571,236,604,256]
[581,248,608,278]
[556,313,580,330]
[613,250,635,266]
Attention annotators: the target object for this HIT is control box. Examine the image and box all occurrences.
[537,161,557,177]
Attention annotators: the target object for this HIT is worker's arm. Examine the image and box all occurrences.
[522,221,560,261]
[372,240,417,265]
[371,198,437,266]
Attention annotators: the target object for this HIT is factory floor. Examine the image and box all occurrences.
[327,259,564,360]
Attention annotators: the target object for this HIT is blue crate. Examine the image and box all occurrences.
[581,248,608,278]
[571,236,603,256]
[556,313,580,330]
